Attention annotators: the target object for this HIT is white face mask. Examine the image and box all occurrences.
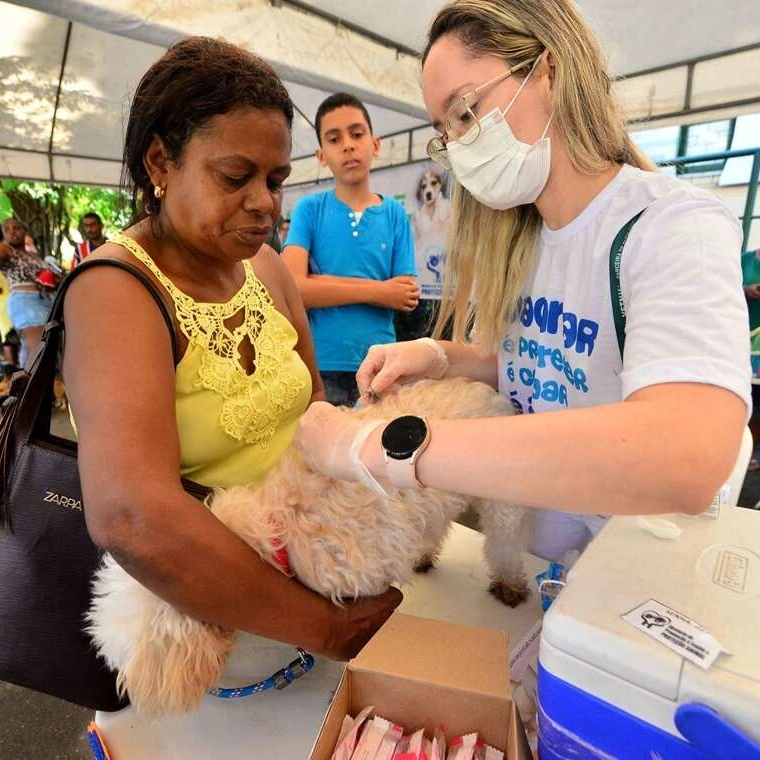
[447,58,552,210]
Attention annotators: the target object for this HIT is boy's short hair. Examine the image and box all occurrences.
[315,93,373,145]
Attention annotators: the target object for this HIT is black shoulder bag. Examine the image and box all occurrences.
[0,259,211,711]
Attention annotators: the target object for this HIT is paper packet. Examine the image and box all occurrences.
[331,705,374,760]
[352,717,392,760]
[446,732,478,760]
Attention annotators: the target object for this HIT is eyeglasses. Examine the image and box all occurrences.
[426,58,534,169]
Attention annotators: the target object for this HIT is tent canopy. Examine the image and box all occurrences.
[1,0,759,187]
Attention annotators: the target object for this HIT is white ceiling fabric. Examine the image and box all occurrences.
[295,0,760,76]
[1,0,758,187]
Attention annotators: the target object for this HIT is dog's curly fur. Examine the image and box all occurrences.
[86,378,529,714]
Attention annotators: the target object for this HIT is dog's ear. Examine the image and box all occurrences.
[416,175,424,204]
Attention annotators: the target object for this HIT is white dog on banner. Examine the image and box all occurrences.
[413,168,452,289]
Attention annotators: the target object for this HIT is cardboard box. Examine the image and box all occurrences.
[310,613,527,759]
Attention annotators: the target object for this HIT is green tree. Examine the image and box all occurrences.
[0,180,129,262]
[0,180,68,257]
[0,192,12,220]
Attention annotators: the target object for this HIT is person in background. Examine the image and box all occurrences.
[282,93,419,406]
[60,37,400,752]
[0,218,48,367]
[294,0,749,561]
[742,247,760,332]
[264,216,290,255]
[278,215,290,244]
[265,223,282,253]
[72,212,108,267]
[742,246,760,469]
[0,225,12,361]
[24,232,39,255]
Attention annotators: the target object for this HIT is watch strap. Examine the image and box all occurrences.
[385,454,421,489]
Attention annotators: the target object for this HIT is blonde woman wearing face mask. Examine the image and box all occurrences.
[294,0,750,561]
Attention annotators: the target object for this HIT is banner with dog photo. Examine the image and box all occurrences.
[408,162,452,300]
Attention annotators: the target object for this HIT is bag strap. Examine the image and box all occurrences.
[48,258,178,364]
[608,209,646,360]
[14,258,178,446]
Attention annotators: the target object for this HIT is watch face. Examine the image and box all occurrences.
[382,415,428,460]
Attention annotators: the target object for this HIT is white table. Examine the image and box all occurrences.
[398,523,545,638]
[95,524,546,759]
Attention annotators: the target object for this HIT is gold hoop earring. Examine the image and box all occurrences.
[153,185,165,200]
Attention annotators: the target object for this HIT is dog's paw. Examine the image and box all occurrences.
[123,623,235,714]
[413,554,437,574]
[488,578,530,608]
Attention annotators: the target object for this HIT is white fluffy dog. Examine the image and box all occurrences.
[87,378,529,714]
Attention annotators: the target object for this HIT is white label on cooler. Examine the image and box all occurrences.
[621,598,730,670]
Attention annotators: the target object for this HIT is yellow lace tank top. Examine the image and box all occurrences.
[111,233,311,488]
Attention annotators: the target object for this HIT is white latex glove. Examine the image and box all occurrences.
[356,338,449,400]
[293,402,389,496]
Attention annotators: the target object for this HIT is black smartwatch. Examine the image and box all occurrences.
[380,415,431,489]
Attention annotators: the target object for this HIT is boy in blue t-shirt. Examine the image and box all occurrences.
[283,93,419,405]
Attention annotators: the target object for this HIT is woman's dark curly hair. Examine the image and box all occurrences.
[122,36,293,220]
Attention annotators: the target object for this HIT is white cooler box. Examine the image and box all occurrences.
[538,508,760,759]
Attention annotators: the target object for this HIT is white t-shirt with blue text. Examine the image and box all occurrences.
[498,163,750,416]
[498,164,750,560]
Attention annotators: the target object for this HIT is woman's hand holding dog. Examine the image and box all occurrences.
[356,338,449,400]
[321,586,404,660]
[295,401,389,495]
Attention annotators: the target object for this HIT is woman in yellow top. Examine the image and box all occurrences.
[62,37,401,735]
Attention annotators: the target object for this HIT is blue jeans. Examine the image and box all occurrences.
[7,290,50,331]
[7,290,51,366]
[320,371,360,407]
